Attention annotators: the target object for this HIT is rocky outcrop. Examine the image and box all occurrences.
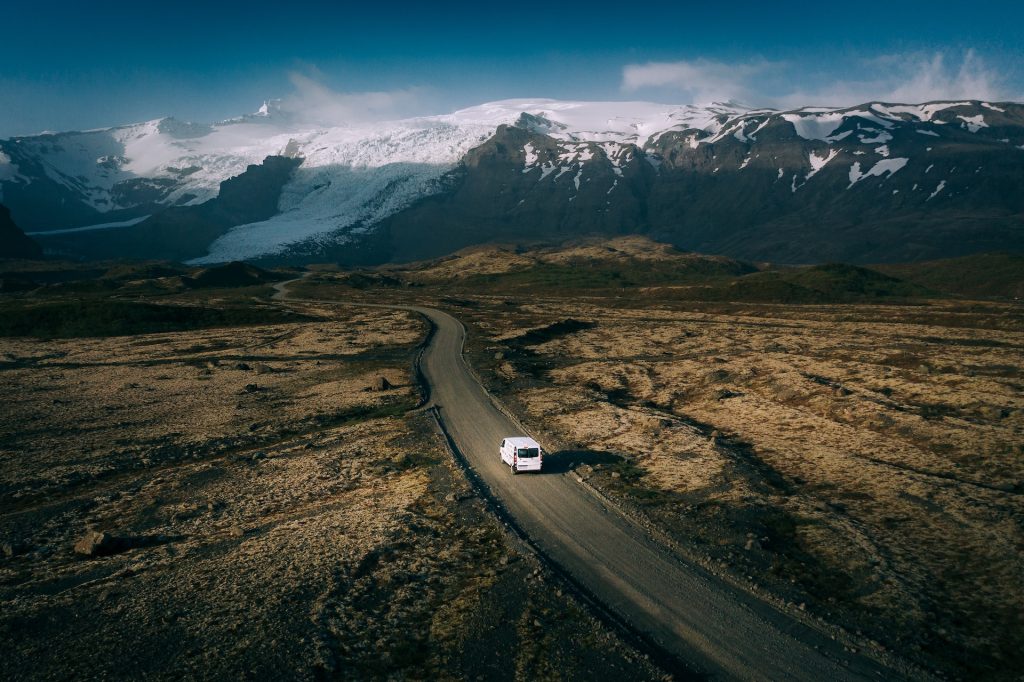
[0,204,42,259]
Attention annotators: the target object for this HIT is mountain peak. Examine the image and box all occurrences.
[254,99,284,118]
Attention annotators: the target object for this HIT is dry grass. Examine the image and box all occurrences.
[0,298,658,681]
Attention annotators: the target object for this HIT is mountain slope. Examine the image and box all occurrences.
[871,253,1024,299]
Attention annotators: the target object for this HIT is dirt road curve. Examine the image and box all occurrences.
[275,282,901,680]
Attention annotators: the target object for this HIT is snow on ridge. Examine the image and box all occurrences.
[449,98,748,146]
[875,102,973,122]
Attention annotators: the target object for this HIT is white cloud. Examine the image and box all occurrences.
[622,50,1019,108]
[877,49,1004,103]
[621,58,776,105]
[279,71,427,125]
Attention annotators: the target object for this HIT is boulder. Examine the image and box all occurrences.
[373,376,393,391]
[73,531,128,557]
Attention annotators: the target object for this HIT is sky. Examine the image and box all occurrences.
[2,0,1023,137]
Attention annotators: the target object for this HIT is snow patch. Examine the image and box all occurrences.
[782,112,845,140]
[927,180,946,200]
[916,129,939,137]
[522,143,538,170]
[981,103,1006,113]
[847,158,908,188]
[874,145,890,157]
[859,131,893,144]
[958,115,988,132]
[806,148,839,180]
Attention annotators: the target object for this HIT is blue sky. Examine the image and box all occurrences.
[2,0,1023,136]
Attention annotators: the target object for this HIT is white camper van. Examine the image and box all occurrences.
[500,436,543,474]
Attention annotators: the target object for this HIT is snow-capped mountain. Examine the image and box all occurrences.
[2,98,1023,264]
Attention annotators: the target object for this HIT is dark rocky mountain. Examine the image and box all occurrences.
[374,103,1024,264]
[0,204,43,260]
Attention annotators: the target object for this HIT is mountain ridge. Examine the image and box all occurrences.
[3,98,1022,264]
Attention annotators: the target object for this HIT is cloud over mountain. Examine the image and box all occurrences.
[622,49,1019,108]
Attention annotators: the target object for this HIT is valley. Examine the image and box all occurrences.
[4,7,1022,681]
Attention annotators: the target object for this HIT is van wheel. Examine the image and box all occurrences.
[511,465,518,475]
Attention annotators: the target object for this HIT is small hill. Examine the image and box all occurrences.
[871,253,1024,300]
[687,264,933,304]
[101,262,189,282]
[398,236,757,289]
[184,261,287,289]
[0,205,43,260]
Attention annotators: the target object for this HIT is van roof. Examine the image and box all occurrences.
[504,436,541,448]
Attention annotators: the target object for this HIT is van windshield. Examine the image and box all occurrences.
[518,447,539,458]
